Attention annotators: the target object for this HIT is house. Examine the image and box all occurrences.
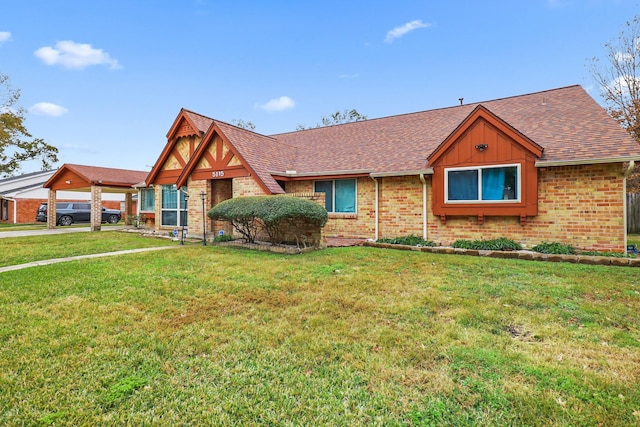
[141,85,640,252]
[0,169,129,224]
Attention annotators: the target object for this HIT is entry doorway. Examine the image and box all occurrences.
[210,179,233,237]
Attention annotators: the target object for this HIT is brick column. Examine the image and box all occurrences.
[90,185,102,231]
[47,190,57,229]
[125,192,133,225]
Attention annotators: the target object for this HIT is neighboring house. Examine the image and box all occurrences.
[141,85,640,252]
[0,169,134,224]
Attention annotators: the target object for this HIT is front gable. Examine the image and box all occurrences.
[146,110,204,186]
[429,106,543,223]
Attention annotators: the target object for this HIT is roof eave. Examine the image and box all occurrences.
[535,156,640,167]
[370,169,434,178]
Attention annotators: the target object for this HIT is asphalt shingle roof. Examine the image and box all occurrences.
[182,85,640,193]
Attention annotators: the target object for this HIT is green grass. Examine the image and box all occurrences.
[0,231,176,267]
[0,236,639,425]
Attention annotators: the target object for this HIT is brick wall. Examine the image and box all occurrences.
[286,177,376,238]
[287,164,628,251]
[379,176,424,238]
[428,163,626,251]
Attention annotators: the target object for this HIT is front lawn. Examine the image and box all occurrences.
[0,232,176,267]
[0,240,638,425]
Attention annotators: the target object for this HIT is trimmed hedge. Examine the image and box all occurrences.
[207,196,328,245]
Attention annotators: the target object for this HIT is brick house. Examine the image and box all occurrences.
[142,85,640,252]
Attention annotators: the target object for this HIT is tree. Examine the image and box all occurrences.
[231,118,256,131]
[296,109,367,131]
[0,73,58,176]
[590,15,640,142]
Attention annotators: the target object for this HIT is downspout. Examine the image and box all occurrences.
[419,174,428,241]
[624,161,635,254]
[370,176,379,241]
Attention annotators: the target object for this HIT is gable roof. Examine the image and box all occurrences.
[428,104,544,164]
[160,85,640,192]
[44,164,148,192]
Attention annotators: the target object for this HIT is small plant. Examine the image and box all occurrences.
[453,237,522,251]
[213,233,235,242]
[127,214,146,228]
[376,235,436,246]
[531,242,576,255]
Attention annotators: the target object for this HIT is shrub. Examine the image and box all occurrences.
[531,242,576,255]
[376,235,436,247]
[207,196,328,245]
[207,197,261,243]
[453,237,522,251]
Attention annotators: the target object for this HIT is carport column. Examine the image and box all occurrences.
[47,189,57,229]
[90,185,102,231]
[125,192,133,225]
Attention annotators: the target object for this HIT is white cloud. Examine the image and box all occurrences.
[257,96,295,112]
[614,52,634,63]
[0,31,11,45]
[384,20,431,43]
[34,40,121,70]
[606,75,640,97]
[29,102,68,117]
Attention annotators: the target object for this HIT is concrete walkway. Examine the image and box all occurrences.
[0,246,178,273]
[0,225,125,238]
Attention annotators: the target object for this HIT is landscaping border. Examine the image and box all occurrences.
[363,241,640,267]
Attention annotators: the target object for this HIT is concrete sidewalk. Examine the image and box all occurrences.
[0,246,178,273]
[0,225,125,239]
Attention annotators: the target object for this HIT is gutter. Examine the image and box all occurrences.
[536,156,640,168]
[624,160,635,254]
[370,169,433,178]
[419,174,428,241]
[269,169,372,178]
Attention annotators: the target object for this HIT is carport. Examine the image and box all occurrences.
[43,164,148,231]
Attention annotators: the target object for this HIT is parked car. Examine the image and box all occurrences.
[35,202,121,226]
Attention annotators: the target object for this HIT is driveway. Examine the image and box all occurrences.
[0,225,125,238]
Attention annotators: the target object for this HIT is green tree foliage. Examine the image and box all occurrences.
[296,109,367,131]
[0,72,58,176]
[590,15,640,142]
[207,195,328,245]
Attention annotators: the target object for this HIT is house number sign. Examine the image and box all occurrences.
[212,170,225,178]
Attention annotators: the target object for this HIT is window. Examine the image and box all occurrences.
[161,185,188,226]
[314,179,356,213]
[140,188,155,212]
[445,165,520,203]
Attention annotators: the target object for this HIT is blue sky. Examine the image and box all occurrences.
[1,0,637,173]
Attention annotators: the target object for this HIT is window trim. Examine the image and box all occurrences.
[313,178,357,213]
[444,163,521,204]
